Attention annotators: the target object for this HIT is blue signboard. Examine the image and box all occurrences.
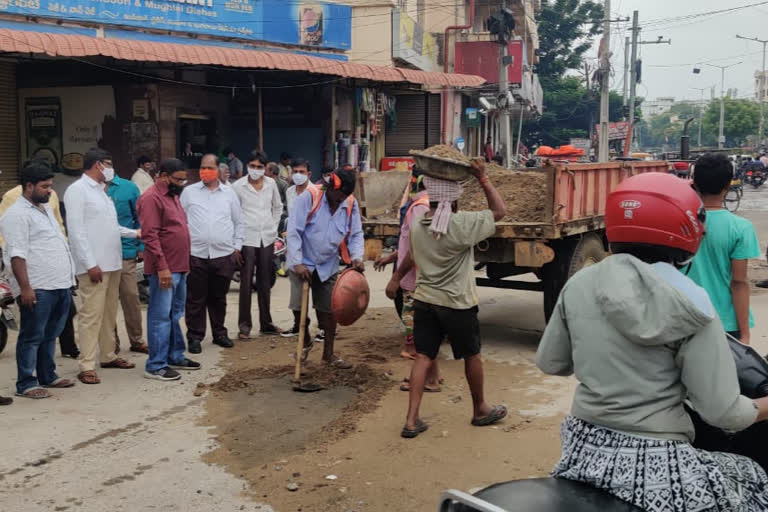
[0,0,352,50]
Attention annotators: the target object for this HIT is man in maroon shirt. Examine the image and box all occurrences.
[137,158,199,381]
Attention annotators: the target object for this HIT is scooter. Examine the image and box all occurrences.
[438,335,768,511]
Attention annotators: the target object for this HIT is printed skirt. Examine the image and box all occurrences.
[553,416,768,511]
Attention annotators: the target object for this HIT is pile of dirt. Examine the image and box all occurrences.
[460,169,549,223]
[412,144,472,164]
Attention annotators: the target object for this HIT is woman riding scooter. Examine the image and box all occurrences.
[536,173,768,511]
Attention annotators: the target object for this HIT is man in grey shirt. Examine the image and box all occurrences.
[0,159,76,399]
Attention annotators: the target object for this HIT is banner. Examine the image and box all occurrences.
[391,8,437,71]
[0,0,352,50]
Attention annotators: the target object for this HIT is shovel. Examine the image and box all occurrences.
[293,280,324,393]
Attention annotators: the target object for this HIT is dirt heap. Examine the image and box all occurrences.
[460,169,549,223]
[412,144,471,164]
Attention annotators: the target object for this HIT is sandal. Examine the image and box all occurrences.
[401,419,428,439]
[129,343,149,354]
[326,357,353,370]
[100,358,136,369]
[16,387,51,399]
[399,382,441,393]
[43,378,75,389]
[77,371,101,385]
[471,405,508,426]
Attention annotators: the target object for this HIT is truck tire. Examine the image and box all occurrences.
[542,234,607,322]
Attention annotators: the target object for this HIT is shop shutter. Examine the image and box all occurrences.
[0,63,18,193]
[385,94,426,157]
[427,93,441,147]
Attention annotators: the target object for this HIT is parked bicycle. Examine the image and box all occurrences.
[724,177,743,212]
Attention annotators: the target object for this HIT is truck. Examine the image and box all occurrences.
[356,159,672,320]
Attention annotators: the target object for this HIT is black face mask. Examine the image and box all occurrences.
[168,183,184,196]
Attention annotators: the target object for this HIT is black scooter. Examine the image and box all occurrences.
[439,335,768,511]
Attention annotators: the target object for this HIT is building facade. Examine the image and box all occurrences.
[640,96,676,120]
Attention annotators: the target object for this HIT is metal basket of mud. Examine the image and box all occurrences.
[410,148,472,182]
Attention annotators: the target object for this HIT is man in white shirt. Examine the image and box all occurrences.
[64,148,140,385]
[180,154,243,353]
[131,155,155,195]
[232,151,283,338]
[284,158,315,220]
[0,159,76,399]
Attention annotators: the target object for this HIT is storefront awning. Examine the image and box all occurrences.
[0,28,485,88]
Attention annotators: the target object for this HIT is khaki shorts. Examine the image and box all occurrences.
[288,270,337,313]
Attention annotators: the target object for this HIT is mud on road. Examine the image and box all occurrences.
[200,307,569,511]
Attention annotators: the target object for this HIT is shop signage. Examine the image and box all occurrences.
[391,8,437,72]
[0,0,352,50]
[593,121,630,141]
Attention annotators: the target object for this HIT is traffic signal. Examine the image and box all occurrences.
[487,7,516,45]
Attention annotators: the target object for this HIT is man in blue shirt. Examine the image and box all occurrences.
[286,169,364,369]
[106,174,148,354]
[688,153,761,344]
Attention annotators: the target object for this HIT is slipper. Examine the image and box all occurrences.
[327,357,353,370]
[77,371,101,385]
[16,387,51,399]
[100,358,136,369]
[401,419,428,439]
[129,343,149,354]
[43,378,75,389]
[403,376,445,385]
[399,383,441,393]
[471,405,508,426]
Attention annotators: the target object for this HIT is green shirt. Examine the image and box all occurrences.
[686,209,760,332]
[410,210,496,310]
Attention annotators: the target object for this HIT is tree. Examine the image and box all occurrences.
[535,0,604,87]
[702,98,760,147]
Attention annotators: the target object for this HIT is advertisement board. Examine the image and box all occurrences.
[0,0,352,50]
[593,121,630,141]
[391,8,437,71]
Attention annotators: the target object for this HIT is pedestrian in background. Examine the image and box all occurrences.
[232,150,283,339]
[224,147,243,182]
[1,159,76,398]
[106,172,148,355]
[688,153,761,344]
[278,152,292,181]
[266,161,288,211]
[181,154,243,353]
[131,155,155,195]
[219,162,230,184]
[64,148,139,385]
[138,158,198,380]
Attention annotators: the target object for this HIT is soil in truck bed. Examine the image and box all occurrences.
[461,169,549,223]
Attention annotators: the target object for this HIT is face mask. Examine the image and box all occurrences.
[248,166,265,180]
[323,175,331,183]
[199,169,219,183]
[168,183,184,196]
[292,173,308,186]
[102,166,115,182]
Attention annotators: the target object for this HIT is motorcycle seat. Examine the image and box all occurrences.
[440,478,642,512]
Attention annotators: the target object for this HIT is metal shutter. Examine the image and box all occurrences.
[427,93,441,147]
[385,94,426,157]
[0,63,18,193]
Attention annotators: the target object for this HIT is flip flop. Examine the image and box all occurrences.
[471,405,508,426]
[43,378,75,389]
[401,419,429,439]
[77,371,101,385]
[399,382,441,393]
[16,387,51,399]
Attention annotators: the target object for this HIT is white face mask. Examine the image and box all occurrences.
[102,166,115,182]
[292,173,308,186]
[248,166,265,180]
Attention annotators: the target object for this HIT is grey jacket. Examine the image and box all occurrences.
[536,253,757,442]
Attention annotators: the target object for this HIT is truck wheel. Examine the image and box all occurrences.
[542,234,607,322]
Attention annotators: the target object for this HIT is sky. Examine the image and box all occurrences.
[594,0,768,102]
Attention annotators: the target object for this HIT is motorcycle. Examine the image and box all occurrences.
[752,169,765,188]
[438,335,768,511]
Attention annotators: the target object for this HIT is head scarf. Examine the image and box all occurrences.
[422,175,462,239]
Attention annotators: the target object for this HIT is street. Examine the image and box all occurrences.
[2,185,768,512]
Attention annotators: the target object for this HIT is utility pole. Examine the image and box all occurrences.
[499,43,511,166]
[598,0,611,162]
[705,61,742,149]
[690,86,710,148]
[736,35,768,150]
[622,36,629,110]
[626,11,639,156]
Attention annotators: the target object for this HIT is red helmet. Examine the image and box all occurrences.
[606,172,705,255]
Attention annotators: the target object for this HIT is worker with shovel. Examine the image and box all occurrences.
[286,169,364,370]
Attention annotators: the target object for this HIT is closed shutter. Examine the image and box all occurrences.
[427,93,441,147]
[385,94,425,157]
[0,63,18,193]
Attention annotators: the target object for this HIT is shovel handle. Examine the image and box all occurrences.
[294,280,310,382]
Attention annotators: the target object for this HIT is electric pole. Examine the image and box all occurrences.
[706,61,742,149]
[499,43,511,166]
[690,86,710,148]
[736,35,768,150]
[623,36,629,110]
[626,11,639,156]
[598,0,611,162]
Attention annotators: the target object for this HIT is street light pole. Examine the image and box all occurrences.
[690,86,710,148]
[705,61,742,149]
[736,35,768,150]
[598,0,611,162]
